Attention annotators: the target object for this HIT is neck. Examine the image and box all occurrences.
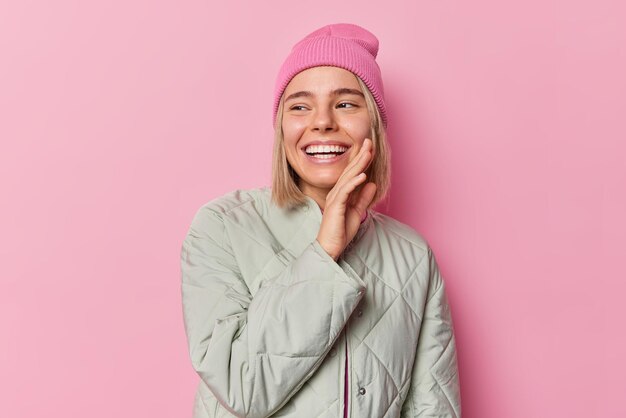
[299,182,331,211]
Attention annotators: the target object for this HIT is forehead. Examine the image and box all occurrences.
[284,66,360,94]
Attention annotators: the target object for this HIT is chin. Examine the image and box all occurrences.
[303,177,340,190]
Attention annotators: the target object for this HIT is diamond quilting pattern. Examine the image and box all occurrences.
[341,240,430,416]
[351,343,400,416]
[184,188,459,418]
[345,260,400,342]
[363,297,421,384]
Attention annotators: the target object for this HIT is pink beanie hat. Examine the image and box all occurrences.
[273,23,388,129]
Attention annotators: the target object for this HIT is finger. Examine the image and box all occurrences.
[342,138,371,173]
[363,141,375,172]
[327,139,371,203]
[334,139,373,190]
[334,172,368,208]
[346,147,373,184]
[339,138,371,180]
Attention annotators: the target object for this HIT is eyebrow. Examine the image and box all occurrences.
[284,88,365,103]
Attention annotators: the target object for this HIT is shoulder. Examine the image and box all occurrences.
[370,211,432,254]
[187,186,269,233]
[368,211,440,271]
[368,212,444,291]
[196,186,268,215]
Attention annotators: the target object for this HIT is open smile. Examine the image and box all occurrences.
[301,145,352,164]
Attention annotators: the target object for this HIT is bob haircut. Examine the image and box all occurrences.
[271,73,391,211]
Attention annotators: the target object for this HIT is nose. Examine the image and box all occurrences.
[310,107,337,132]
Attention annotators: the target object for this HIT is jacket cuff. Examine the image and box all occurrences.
[311,238,367,293]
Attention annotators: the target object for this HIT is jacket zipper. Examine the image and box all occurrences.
[343,324,349,418]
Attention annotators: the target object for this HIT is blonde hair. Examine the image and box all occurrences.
[271,74,391,211]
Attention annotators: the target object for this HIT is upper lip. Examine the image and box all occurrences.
[301,140,352,151]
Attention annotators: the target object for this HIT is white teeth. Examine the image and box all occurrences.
[304,144,348,154]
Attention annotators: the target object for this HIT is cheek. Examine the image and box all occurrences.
[340,114,371,137]
[282,122,306,150]
[282,133,301,161]
[282,118,306,137]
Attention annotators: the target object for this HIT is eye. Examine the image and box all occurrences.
[337,102,357,108]
[290,105,307,111]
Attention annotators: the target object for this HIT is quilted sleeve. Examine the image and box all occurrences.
[400,247,461,417]
[180,205,366,418]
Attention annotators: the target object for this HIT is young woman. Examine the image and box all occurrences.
[181,23,461,418]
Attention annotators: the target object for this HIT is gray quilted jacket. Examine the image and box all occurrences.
[180,186,461,418]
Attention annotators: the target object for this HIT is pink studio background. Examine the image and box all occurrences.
[1,1,625,417]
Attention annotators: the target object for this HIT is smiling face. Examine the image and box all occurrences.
[281,66,372,201]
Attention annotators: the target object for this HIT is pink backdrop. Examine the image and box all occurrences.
[2,1,625,417]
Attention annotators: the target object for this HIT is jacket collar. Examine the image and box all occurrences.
[307,193,373,259]
[263,187,373,259]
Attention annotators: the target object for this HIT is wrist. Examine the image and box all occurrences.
[316,238,341,261]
